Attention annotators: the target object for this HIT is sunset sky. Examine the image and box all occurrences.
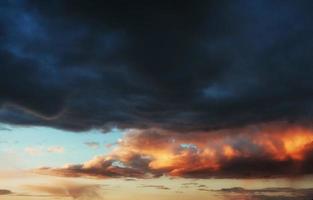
[1,0,313,199]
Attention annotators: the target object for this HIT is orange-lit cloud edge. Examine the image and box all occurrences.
[34,122,313,179]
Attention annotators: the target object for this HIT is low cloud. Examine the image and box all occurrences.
[34,124,313,179]
[213,187,313,200]
[139,185,170,190]
[23,181,105,200]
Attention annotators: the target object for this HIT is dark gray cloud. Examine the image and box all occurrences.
[1,0,313,131]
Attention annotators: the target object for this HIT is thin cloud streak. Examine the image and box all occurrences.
[84,142,100,149]
[23,181,105,200]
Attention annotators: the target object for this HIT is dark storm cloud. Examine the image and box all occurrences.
[1,0,313,131]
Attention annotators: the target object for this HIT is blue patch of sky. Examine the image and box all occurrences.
[0,123,122,169]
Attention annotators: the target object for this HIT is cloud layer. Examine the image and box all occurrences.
[35,124,313,179]
[1,1,313,131]
[23,181,105,200]
[212,187,313,200]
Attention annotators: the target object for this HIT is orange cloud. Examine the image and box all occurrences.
[25,146,65,156]
[34,123,313,179]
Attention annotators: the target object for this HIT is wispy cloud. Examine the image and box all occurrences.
[23,181,105,200]
[84,142,100,149]
[0,126,11,131]
[139,185,170,190]
[24,147,42,156]
[25,146,64,156]
[47,146,64,153]
[212,187,313,200]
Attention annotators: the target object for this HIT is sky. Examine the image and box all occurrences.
[1,0,313,199]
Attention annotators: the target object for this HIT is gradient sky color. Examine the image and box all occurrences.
[1,0,313,199]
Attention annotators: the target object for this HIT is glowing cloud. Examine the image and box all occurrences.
[34,123,313,179]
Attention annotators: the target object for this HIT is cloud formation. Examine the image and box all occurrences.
[23,181,105,200]
[3,1,313,191]
[35,124,313,179]
[24,146,64,156]
[213,187,313,200]
[1,1,313,132]
[139,185,170,190]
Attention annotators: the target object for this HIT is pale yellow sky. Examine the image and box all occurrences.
[1,170,313,200]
